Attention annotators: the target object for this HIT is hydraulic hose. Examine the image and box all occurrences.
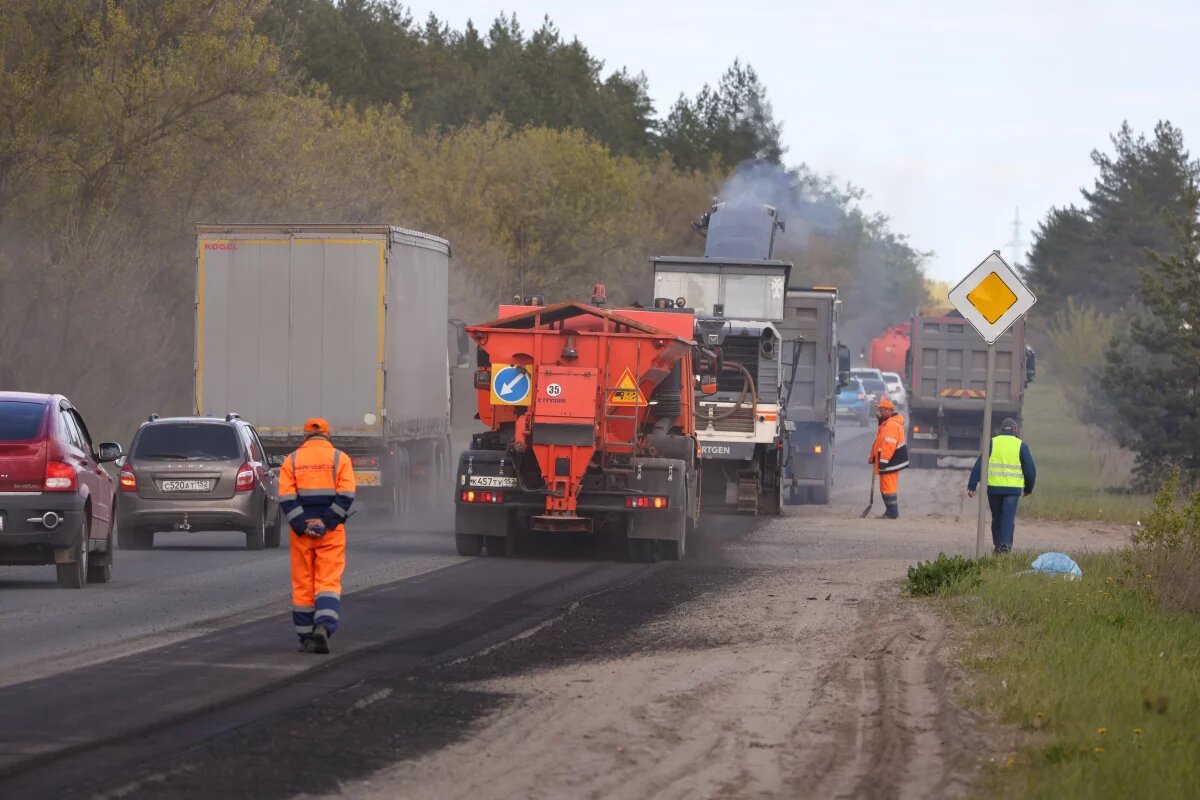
[707,361,758,421]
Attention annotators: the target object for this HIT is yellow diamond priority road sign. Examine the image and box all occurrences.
[948,252,1036,344]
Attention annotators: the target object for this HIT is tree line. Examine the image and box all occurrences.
[0,0,929,442]
[1025,122,1200,486]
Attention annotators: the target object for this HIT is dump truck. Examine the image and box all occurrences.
[651,202,793,515]
[779,287,851,504]
[867,323,910,375]
[194,224,468,517]
[454,287,702,562]
[904,313,1036,467]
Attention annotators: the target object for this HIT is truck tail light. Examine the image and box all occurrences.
[625,496,668,509]
[913,425,921,433]
[44,461,77,492]
[119,464,138,492]
[474,368,490,390]
[461,490,504,503]
[814,445,823,454]
[235,462,256,492]
[356,455,380,468]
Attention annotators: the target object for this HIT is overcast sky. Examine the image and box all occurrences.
[407,0,1200,283]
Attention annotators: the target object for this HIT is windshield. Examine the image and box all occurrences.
[862,379,887,393]
[0,401,46,441]
[653,271,784,319]
[841,380,863,395]
[134,423,242,460]
[883,374,902,385]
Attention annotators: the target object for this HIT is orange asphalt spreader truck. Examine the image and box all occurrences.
[454,286,705,562]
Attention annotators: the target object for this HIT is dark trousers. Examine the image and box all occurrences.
[988,493,1020,553]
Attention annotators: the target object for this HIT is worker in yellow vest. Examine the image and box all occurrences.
[967,418,1037,553]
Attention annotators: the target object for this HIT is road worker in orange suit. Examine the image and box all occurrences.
[278,418,356,654]
[868,397,909,519]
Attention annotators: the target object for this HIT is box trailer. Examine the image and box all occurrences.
[194,224,463,517]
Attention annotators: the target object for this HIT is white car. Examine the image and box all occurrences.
[881,371,907,409]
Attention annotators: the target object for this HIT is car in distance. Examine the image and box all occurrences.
[0,392,123,588]
[115,414,281,550]
[881,371,908,409]
[836,378,871,427]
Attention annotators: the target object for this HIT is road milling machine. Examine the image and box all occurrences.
[651,202,799,515]
[454,286,708,562]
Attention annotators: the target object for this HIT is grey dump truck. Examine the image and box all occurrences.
[194,224,468,517]
[904,313,1035,467]
[778,287,850,504]
[651,202,793,515]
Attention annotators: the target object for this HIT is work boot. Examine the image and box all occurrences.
[310,624,331,655]
[298,637,319,654]
[883,503,899,520]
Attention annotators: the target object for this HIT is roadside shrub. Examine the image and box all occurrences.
[1045,297,1117,413]
[906,553,984,596]
[1128,470,1200,612]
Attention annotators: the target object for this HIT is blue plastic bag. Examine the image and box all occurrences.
[1030,552,1082,579]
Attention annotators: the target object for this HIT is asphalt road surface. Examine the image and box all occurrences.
[0,418,1123,799]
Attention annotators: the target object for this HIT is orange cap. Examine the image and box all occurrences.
[877,397,894,412]
[304,418,331,435]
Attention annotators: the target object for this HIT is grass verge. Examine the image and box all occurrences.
[942,551,1200,799]
[1021,380,1152,523]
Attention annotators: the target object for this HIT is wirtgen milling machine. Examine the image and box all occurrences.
[651,202,799,515]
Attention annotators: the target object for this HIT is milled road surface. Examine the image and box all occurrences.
[0,422,1131,799]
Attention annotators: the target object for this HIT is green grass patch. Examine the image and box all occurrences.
[943,551,1200,798]
[1021,380,1153,523]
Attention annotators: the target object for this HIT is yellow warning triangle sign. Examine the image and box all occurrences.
[607,368,647,406]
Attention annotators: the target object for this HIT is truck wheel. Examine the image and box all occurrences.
[484,535,510,557]
[660,512,687,561]
[455,533,484,556]
[627,537,659,563]
[811,473,832,505]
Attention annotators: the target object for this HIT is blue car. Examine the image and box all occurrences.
[836,378,871,427]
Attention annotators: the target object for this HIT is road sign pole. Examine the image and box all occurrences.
[976,341,996,558]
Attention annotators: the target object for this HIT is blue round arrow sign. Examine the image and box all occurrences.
[493,366,531,403]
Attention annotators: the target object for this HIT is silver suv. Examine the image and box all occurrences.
[115,414,281,550]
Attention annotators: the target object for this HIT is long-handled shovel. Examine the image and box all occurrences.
[860,450,880,518]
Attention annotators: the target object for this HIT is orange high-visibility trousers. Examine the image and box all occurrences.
[879,471,899,500]
[291,527,345,638]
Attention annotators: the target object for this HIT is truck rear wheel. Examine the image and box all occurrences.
[627,537,659,563]
[455,534,484,556]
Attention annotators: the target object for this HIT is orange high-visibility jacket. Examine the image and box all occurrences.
[869,413,909,475]
[278,436,356,534]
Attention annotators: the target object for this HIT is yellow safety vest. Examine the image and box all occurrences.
[988,435,1024,489]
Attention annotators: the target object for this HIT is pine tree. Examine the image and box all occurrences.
[1101,179,1200,486]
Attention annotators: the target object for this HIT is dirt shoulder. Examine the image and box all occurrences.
[329,461,1131,800]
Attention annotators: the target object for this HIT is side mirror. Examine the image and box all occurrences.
[1025,347,1037,386]
[268,454,287,468]
[836,343,852,390]
[450,318,471,369]
[98,442,123,463]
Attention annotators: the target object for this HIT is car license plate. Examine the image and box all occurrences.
[354,470,382,487]
[912,432,937,440]
[468,475,517,488]
[161,480,213,492]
